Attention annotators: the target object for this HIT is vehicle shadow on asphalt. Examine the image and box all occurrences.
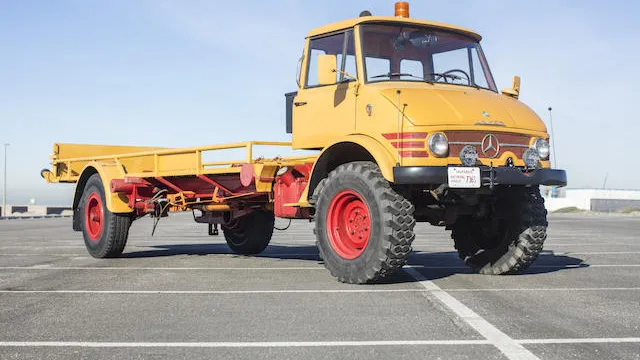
[121,244,323,259]
[406,250,589,281]
[121,244,589,282]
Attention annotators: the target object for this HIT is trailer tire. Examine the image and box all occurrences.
[452,186,548,275]
[79,173,131,258]
[222,210,275,255]
[314,161,415,284]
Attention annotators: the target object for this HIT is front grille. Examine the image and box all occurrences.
[445,131,530,159]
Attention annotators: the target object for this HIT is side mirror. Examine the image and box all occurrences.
[501,76,521,99]
[317,54,336,85]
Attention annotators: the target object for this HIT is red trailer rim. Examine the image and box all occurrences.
[85,193,104,241]
[326,190,372,259]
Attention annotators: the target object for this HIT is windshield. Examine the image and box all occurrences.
[360,24,497,91]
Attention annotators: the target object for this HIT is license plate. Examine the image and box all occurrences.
[447,167,481,188]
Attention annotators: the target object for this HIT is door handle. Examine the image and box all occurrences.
[294,101,307,106]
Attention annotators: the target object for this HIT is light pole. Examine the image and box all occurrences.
[2,143,8,218]
[547,107,558,169]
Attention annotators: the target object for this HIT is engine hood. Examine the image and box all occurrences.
[379,86,547,133]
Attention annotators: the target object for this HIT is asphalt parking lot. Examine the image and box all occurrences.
[0,213,639,360]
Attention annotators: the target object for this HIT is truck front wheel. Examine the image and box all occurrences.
[452,186,548,275]
[222,210,274,255]
[314,161,415,284]
[79,173,131,258]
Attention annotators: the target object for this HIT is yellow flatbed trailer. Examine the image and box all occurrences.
[42,2,566,284]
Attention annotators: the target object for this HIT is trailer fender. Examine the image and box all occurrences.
[71,162,132,230]
[300,134,396,206]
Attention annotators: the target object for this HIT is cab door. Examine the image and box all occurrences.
[292,30,358,150]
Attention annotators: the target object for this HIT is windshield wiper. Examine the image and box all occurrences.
[429,72,480,89]
[370,72,433,84]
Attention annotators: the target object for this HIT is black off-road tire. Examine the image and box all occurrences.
[314,161,416,284]
[79,173,131,258]
[222,210,275,255]
[452,186,548,275]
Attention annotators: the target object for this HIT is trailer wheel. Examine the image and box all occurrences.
[314,161,415,284]
[79,173,131,258]
[452,186,548,275]
[222,210,275,255]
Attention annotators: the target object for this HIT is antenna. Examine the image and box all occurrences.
[602,172,608,189]
[547,107,558,168]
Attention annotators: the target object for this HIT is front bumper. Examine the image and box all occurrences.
[393,166,567,187]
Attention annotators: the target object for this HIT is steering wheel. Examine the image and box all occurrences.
[435,69,471,84]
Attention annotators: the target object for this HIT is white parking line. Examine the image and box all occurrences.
[0,289,424,294]
[551,251,640,255]
[1,264,640,271]
[1,287,639,295]
[0,340,490,347]
[445,287,640,292]
[0,254,85,257]
[0,266,326,270]
[545,243,640,246]
[405,268,540,360]
[0,252,319,258]
[413,264,640,269]
[0,338,639,348]
[517,337,640,344]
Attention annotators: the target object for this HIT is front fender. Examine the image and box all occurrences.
[299,134,397,206]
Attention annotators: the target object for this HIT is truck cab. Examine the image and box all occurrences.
[290,4,564,187]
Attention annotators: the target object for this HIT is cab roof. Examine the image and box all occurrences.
[306,16,482,41]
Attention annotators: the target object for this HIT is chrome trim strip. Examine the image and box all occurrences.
[500,143,530,148]
[449,141,529,148]
[449,141,482,145]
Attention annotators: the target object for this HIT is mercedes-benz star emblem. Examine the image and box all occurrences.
[481,134,500,158]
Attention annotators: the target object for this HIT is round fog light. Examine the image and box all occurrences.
[523,148,540,168]
[459,145,478,166]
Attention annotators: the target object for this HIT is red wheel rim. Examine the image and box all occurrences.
[326,190,372,259]
[85,193,104,241]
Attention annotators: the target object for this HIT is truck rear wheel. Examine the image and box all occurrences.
[452,186,548,275]
[80,173,131,258]
[222,210,275,255]
[314,161,415,284]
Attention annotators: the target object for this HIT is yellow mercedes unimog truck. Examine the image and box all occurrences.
[42,2,566,283]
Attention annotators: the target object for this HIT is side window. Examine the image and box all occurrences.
[306,30,356,87]
[336,31,357,81]
[306,49,326,87]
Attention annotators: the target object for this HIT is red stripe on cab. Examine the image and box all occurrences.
[382,132,428,140]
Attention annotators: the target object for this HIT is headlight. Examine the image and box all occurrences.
[533,138,550,160]
[523,148,540,168]
[459,145,478,166]
[428,132,449,157]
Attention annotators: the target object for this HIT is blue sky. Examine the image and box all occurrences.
[1,0,639,205]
